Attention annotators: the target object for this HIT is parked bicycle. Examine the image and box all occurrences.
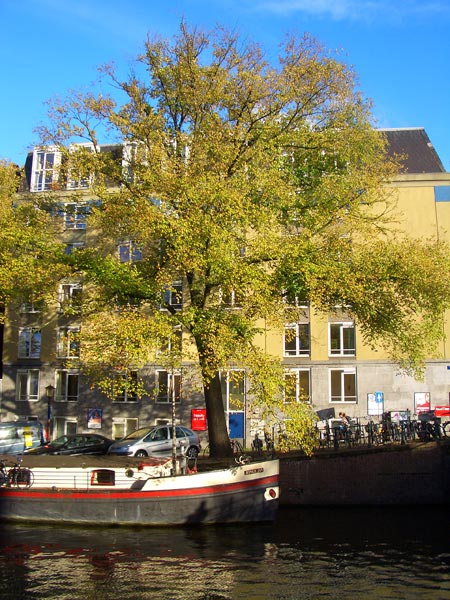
[202,438,245,457]
[0,458,34,488]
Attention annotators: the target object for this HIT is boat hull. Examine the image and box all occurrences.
[0,459,279,526]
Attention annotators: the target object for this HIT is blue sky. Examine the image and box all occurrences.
[1,0,449,170]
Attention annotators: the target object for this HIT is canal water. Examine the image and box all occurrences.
[0,506,449,599]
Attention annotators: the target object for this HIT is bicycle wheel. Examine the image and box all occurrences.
[443,421,450,438]
[9,467,34,488]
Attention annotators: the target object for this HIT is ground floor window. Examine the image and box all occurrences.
[329,368,357,403]
[53,417,77,438]
[17,370,40,402]
[112,418,139,440]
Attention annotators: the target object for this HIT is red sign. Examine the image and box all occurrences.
[191,409,207,431]
[435,405,450,417]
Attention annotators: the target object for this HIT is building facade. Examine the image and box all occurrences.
[1,128,450,445]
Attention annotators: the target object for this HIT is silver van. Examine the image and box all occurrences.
[0,421,45,455]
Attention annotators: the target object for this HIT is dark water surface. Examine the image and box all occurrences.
[0,506,449,599]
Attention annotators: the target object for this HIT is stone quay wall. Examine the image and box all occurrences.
[279,441,450,506]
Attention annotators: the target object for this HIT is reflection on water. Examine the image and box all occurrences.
[0,506,449,599]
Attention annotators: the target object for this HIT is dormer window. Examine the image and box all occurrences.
[31,148,61,192]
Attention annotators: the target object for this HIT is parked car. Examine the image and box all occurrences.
[107,425,201,458]
[25,433,114,455]
[0,421,46,455]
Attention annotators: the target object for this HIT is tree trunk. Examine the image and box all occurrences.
[203,371,234,459]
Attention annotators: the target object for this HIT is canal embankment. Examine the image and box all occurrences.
[279,440,450,506]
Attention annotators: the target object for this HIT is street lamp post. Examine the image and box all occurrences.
[45,384,55,442]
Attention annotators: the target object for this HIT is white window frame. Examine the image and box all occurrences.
[118,240,143,263]
[58,283,82,313]
[157,326,182,357]
[19,299,43,314]
[220,369,246,412]
[155,370,181,404]
[283,292,309,308]
[64,242,85,255]
[30,147,61,192]
[122,141,149,183]
[57,327,80,358]
[16,370,40,402]
[283,368,311,403]
[53,417,78,438]
[55,370,79,402]
[283,322,310,356]
[61,202,88,230]
[66,143,95,190]
[220,288,243,309]
[329,368,357,403]
[113,370,139,403]
[162,280,183,310]
[329,322,356,356]
[112,418,139,440]
[18,327,41,358]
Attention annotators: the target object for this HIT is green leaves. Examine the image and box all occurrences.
[0,161,68,312]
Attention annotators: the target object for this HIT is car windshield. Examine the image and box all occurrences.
[49,436,69,448]
[123,428,151,441]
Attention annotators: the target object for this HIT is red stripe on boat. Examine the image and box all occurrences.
[0,475,278,500]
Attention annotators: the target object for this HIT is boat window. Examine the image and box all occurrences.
[90,469,115,486]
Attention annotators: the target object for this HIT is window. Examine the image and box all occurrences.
[118,241,143,263]
[53,417,77,438]
[56,370,79,402]
[162,280,183,310]
[112,418,139,440]
[90,469,115,486]
[64,242,85,255]
[283,292,309,308]
[58,283,82,313]
[114,371,138,402]
[157,327,182,356]
[60,203,88,230]
[329,368,357,403]
[67,143,95,190]
[18,328,41,358]
[156,370,181,403]
[19,299,43,313]
[434,186,450,202]
[57,327,80,358]
[329,322,355,356]
[17,370,39,401]
[31,149,60,192]
[122,141,149,183]
[283,369,310,403]
[220,288,243,309]
[220,370,245,411]
[284,323,310,356]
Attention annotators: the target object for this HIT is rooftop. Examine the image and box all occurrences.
[379,127,446,174]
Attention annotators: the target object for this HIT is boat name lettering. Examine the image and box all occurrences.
[244,468,264,475]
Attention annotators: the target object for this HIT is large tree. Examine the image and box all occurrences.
[35,24,450,457]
